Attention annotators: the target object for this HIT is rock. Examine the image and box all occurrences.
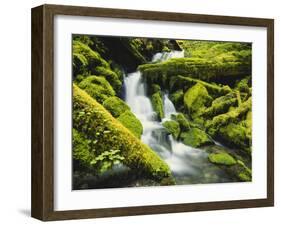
[180,128,214,148]
[151,91,164,120]
[162,120,180,139]
[73,84,173,182]
[117,110,143,139]
[103,96,130,118]
[78,76,115,103]
[208,152,236,165]
[171,113,190,132]
[169,89,184,110]
[184,83,213,118]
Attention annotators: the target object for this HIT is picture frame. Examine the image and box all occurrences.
[31,4,274,221]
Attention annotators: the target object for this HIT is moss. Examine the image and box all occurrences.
[138,57,251,86]
[208,152,237,165]
[151,92,164,120]
[218,122,251,154]
[201,92,237,118]
[73,40,108,76]
[95,66,122,93]
[171,113,190,132]
[73,84,173,182]
[117,110,143,139]
[169,90,184,109]
[180,128,214,148]
[184,83,213,118]
[103,96,130,118]
[170,75,231,98]
[78,76,115,103]
[235,76,251,93]
[206,97,251,136]
[162,120,180,139]
[236,160,252,181]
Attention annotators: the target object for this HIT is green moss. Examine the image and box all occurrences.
[169,90,184,109]
[180,128,213,147]
[95,66,122,93]
[117,110,143,139]
[171,113,190,132]
[162,120,180,139]
[184,83,213,118]
[103,96,130,118]
[151,92,164,120]
[170,75,231,98]
[138,57,251,86]
[208,152,237,165]
[201,92,237,118]
[236,160,252,181]
[206,97,251,135]
[73,84,173,182]
[78,76,115,103]
[218,122,251,154]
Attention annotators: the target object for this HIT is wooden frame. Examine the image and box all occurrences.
[31,4,274,221]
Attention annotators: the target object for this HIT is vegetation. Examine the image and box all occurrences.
[72,35,252,189]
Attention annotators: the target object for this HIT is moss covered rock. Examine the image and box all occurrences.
[208,152,237,165]
[78,76,115,103]
[103,96,130,118]
[73,84,173,182]
[180,128,214,148]
[171,113,190,132]
[117,110,143,139]
[162,120,180,139]
[184,83,213,118]
[151,92,164,120]
[169,90,184,110]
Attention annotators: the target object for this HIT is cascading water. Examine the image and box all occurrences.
[124,51,233,184]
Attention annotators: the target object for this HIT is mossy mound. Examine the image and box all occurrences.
[180,128,214,148]
[171,113,190,132]
[208,152,237,165]
[162,120,180,139]
[169,90,184,110]
[151,92,164,120]
[73,84,173,182]
[78,76,115,103]
[117,110,143,139]
[103,96,130,118]
[184,83,213,118]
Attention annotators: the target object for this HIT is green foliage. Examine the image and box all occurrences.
[162,120,180,139]
[73,84,173,181]
[180,128,213,148]
[103,96,130,118]
[184,83,213,118]
[208,152,237,165]
[151,92,164,120]
[78,76,115,103]
[90,149,125,174]
[117,110,143,139]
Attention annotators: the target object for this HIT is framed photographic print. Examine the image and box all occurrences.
[31,4,274,221]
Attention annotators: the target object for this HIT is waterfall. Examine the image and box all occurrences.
[124,51,232,184]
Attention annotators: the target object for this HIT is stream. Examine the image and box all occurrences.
[124,51,236,185]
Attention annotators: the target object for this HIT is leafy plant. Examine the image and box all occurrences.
[90,149,125,174]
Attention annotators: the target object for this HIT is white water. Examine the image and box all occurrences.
[124,51,232,184]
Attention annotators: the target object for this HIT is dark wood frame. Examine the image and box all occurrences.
[31,4,274,221]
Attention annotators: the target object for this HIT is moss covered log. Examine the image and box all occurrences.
[73,84,173,182]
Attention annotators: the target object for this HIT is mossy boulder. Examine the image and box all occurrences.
[151,92,164,120]
[171,113,190,132]
[78,76,115,103]
[103,96,130,118]
[184,83,213,118]
[162,120,180,139]
[208,152,237,165]
[169,90,184,110]
[206,97,251,137]
[73,84,173,182]
[117,110,143,139]
[201,92,237,119]
[180,128,214,148]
